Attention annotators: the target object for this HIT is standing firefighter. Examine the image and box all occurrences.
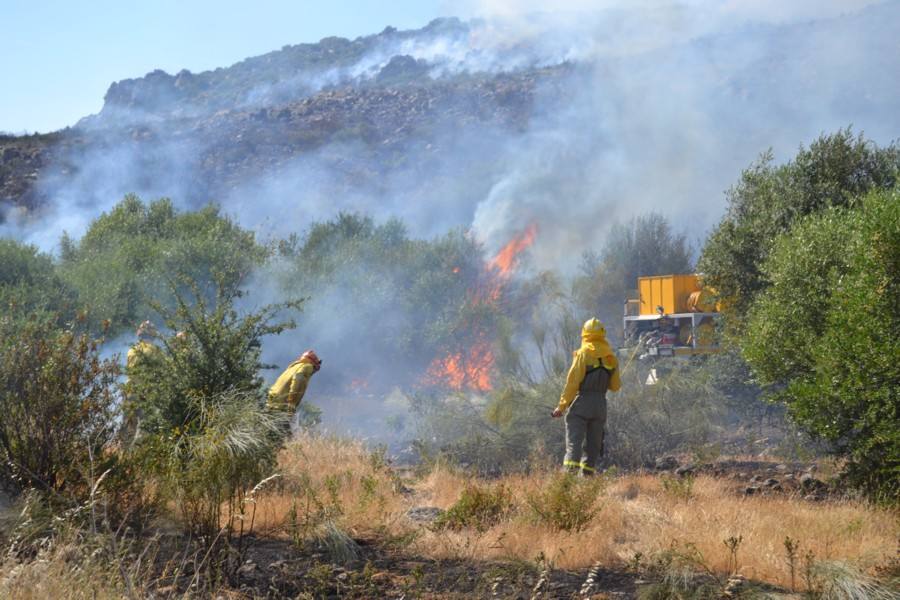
[122,320,161,445]
[551,318,621,475]
[267,350,321,437]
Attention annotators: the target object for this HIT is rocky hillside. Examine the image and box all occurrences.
[0,17,572,216]
[2,4,899,239]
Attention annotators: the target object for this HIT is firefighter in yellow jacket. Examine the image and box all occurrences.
[122,320,161,445]
[267,350,321,434]
[551,318,621,475]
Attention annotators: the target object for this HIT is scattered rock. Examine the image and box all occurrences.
[775,464,789,472]
[800,473,826,491]
[744,486,759,496]
[406,506,445,523]
[784,473,796,481]
[750,474,762,483]
[675,465,695,477]
[655,456,679,471]
[764,478,779,487]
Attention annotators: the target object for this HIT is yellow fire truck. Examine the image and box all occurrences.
[623,274,720,359]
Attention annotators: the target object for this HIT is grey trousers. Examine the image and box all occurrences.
[564,393,607,474]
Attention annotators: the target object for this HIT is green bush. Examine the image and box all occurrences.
[699,128,900,326]
[742,188,900,499]
[0,239,76,325]
[525,473,604,532]
[0,317,118,498]
[127,283,299,537]
[434,482,513,532]
[59,194,268,334]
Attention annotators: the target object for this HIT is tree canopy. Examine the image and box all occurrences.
[59,194,268,334]
[698,128,900,323]
[742,187,899,496]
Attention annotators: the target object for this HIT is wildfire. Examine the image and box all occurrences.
[424,224,538,392]
[487,223,538,276]
[424,338,493,392]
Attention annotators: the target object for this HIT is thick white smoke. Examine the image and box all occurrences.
[2,1,897,439]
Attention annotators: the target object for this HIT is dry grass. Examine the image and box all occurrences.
[1,434,895,596]
[252,434,409,538]
[0,544,129,600]
[258,433,898,591]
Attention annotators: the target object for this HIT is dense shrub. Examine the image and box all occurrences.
[0,317,118,497]
[59,195,268,334]
[743,188,900,499]
[0,240,76,325]
[433,483,513,532]
[699,129,900,324]
[127,284,298,537]
[525,473,605,532]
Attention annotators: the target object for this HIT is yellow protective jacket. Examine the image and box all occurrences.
[267,360,316,412]
[556,331,621,412]
[126,340,159,370]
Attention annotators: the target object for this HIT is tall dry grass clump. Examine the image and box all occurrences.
[253,434,409,541]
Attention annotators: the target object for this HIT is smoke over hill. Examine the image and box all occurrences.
[2,2,898,259]
[1,1,898,436]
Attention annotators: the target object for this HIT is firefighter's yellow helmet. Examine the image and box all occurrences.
[582,318,605,337]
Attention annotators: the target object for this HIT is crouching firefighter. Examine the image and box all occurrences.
[551,318,621,475]
[267,350,322,438]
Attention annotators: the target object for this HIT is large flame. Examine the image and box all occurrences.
[424,224,538,392]
[424,338,493,392]
[487,223,538,277]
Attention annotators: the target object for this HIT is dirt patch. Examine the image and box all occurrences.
[155,536,640,599]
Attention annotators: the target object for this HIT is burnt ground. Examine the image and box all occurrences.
[649,455,841,502]
[151,535,639,599]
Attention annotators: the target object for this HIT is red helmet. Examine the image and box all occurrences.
[299,350,322,372]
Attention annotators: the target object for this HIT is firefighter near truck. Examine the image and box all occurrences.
[622,274,720,362]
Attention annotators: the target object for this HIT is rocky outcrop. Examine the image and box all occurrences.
[0,65,566,217]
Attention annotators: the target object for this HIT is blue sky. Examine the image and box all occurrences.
[2,0,451,133]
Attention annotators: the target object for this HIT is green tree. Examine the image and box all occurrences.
[0,239,75,324]
[573,212,692,340]
[742,188,899,498]
[59,194,269,334]
[698,129,900,325]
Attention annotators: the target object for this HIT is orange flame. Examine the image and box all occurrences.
[487,223,538,276]
[423,224,537,393]
[424,339,493,392]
